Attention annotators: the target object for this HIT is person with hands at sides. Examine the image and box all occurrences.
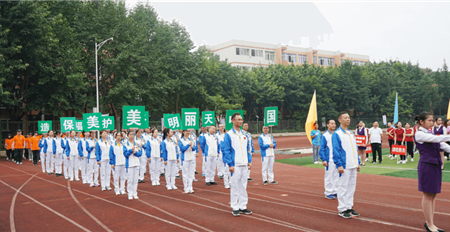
[161,128,180,191]
[11,129,26,165]
[53,131,64,177]
[387,122,395,159]
[95,130,112,191]
[39,132,49,173]
[369,121,383,164]
[144,128,164,186]
[414,112,450,232]
[109,132,128,196]
[222,113,253,217]
[259,126,278,186]
[179,130,197,194]
[124,131,142,200]
[394,122,406,164]
[85,131,99,187]
[199,126,220,186]
[311,122,321,164]
[319,119,339,200]
[332,111,361,219]
[242,123,254,181]
[65,130,80,181]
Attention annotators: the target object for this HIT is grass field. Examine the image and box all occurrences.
[276,148,450,182]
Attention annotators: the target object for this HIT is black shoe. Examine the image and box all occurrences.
[270,181,278,184]
[348,209,359,217]
[195,171,198,174]
[264,181,268,185]
[47,173,51,175]
[239,209,252,215]
[175,176,182,179]
[232,210,240,217]
[206,182,211,186]
[219,175,224,179]
[210,182,218,185]
[339,210,352,219]
[160,173,165,177]
[371,161,376,164]
[247,178,253,181]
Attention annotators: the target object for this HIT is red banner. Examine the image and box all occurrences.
[391,145,406,155]
[365,144,372,154]
[355,135,367,146]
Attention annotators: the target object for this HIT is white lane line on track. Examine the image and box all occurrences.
[10,173,38,232]
[192,185,423,231]
[0,164,199,232]
[138,188,317,232]
[0,178,91,232]
[67,180,113,232]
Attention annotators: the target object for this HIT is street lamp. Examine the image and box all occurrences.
[95,37,113,114]
[255,115,259,134]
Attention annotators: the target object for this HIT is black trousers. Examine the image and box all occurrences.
[6,149,12,160]
[396,141,405,160]
[371,143,382,162]
[14,149,23,163]
[406,141,414,158]
[24,149,29,159]
[32,150,39,164]
[389,140,394,155]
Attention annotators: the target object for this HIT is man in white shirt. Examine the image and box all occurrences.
[369,121,383,164]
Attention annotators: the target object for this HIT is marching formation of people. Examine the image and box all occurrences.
[2,112,280,217]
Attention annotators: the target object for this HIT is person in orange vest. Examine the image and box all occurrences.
[25,133,32,161]
[11,129,26,165]
[30,132,41,165]
[4,134,13,162]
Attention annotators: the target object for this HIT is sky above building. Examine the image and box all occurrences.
[125,1,450,70]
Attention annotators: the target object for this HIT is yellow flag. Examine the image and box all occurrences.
[447,99,450,119]
[305,91,317,145]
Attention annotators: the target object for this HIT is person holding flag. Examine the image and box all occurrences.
[259,126,278,185]
[319,119,338,200]
[199,126,220,186]
[332,111,361,219]
[96,130,113,191]
[223,113,253,217]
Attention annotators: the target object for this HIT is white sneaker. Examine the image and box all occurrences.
[128,195,133,200]
[193,179,198,182]
[133,195,139,199]
[225,185,231,189]
[65,177,69,180]
[120,191,126,195]
[152,182,156,186]
[411,158,414,162]
[403,160,407,164]
[185,190,189,194]
[75,178,80,181]
[167,186,172,190]
[19,162,22,165]
[189,189,194,193]
[157,182,160,186]
[115,192,120,195]
[391,157,396,160]
[172,185,178,190]
[70,179,74,181]
[102,187,106,191]
[365,158,369,162]
[106,187,112,191]
[89,184,94,187]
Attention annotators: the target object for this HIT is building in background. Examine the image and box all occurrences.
[203,39,370,69]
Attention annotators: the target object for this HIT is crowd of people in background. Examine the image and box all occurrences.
[2,113,279,217]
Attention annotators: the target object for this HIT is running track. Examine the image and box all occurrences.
[1,136,448,232]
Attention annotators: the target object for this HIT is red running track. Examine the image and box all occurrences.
[1,141,448,232]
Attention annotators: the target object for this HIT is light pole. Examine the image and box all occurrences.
[95,37,113,114]
[256,115,259,134]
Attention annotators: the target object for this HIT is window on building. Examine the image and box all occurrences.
[282,53,297,63]
[298,55,307,64]
[318,57,335,66]
[251,49,263,57]
[236,48,250,56]
[352,60,366,66]
[265,51,275,61]
[313,56,317,64]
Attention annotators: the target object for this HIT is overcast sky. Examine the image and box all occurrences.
[126,1,450,70]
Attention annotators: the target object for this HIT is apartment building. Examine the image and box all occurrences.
[204,40,370,69]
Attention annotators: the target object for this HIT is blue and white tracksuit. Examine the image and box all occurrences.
[53,137,64,175]
[199,133,220,183]
[136,136,147,181]
[124,141,142,198]
[85,138,98,185]
[161,138,179,189]
[96,138,111,189]
[259,133,277,183]
[62,137,69,178]
[223,128,252,211]
[109,141,129,194]
[78,138,91,183]
[332,127,360,213]
[179,137,197,192]
[199,132,206,175]
[319,130,339,196]
[144,136,162,184]
[65,137,80,181]
[43,137,55,173]
[216,131,225,177]
[243,130,254,178]
[39,137,47,173]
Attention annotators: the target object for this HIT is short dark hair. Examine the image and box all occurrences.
[373,120,378,124]
[338,111,348,119]
[326,119,335,125]
[231,112,241,120]
[415,111,433,126]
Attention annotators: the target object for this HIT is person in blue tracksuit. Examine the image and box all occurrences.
[199,126,220,186]
[319,119,339,200]
[109,132,129,195]
[53,131,64,177]
[39,133,48,173]
[259,126,277,185]
[65,130,80,181]
[43,131,55,175]
[144,128,163,186]
[96,130,112,191]
[199,127,208,177]
[77,131,91,184]
[189,129,200,181]
[161,128,180,190]
[62,132,70,179]
[242,123,254,181]
[223,113,253,217]
[179,130,197,193]
[124,131,142,200]
[85,134,98,187]
[332,111,361,219]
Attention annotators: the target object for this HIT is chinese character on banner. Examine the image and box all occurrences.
[163,114,181,130]
[264,107,278,127]
[83,113,101,132]
[60,117,76,133]
[76,120,83,132]
[101,116,115,131]
[38,121,52,134]
[202,111,215,127]
[102,118,112,128]
[122,106,145,129]
[182,108,199,130]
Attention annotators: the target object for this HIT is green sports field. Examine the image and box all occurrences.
[276,148,450,182]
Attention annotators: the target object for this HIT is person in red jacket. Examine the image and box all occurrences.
[404,123,415,163]
[394,122,406,164]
